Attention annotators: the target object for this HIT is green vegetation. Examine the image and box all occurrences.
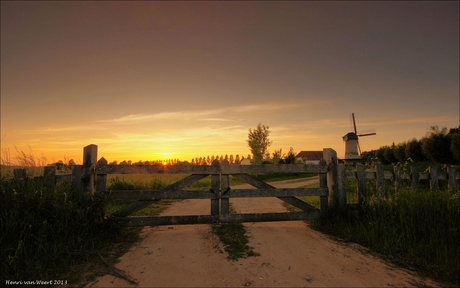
[213,223,260,260]
[309,178,459,285]
[362,126,459,165]
[0,177,118,282]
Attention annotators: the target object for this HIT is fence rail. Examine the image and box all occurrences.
[9,145,460,224]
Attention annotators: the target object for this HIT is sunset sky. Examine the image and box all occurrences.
[1,1,459,165]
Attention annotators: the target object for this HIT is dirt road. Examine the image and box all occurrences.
[88,177,441,287]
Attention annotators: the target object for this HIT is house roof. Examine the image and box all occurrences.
[296,151,323,161]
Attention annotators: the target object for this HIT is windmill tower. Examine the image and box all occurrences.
[343,113,376,164]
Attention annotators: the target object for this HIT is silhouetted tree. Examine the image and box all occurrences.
[247,123,272,164]
[284,147,296,164]
[422,126,452,163]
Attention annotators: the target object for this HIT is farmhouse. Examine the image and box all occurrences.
[295,151,323,164]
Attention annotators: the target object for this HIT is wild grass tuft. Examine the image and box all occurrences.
[213,223,259,260]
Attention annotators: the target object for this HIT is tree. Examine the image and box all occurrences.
[247,123,272,164]
[284,147,296,164]
[421,126,452,163]
[272,148,283,164]
[405,138,426,162]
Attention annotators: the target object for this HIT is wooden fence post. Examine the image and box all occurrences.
[220,159,230,218]
[82,144,97,193]
[411,166,420,191]
[13,168,26,180]
[323,148,339,208]
[376,165,385,198]
[429,166,439,192]
[319,159,328,210]
[44,165,56,193]
[210,160,220,220]
[394,165,402,193]
[337,164,346,209]
[96,157,108,193]
[448,165,458,192]
[356,164,366,205]
[71,165,83,191]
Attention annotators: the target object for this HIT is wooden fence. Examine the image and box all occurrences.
[11,145,460,225]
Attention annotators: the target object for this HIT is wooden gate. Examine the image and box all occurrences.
[94,157,329,227]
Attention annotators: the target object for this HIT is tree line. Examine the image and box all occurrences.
[361,126,460,165]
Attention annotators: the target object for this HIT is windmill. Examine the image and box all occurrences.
[343,113,376,164]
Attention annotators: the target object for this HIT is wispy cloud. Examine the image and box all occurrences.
[98,102,304,124]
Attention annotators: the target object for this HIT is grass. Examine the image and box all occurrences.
[0,177,118,282]
[213,223,260,260]
[309,178,460,286]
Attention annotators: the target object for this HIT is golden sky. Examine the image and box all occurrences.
[1,1,459,164]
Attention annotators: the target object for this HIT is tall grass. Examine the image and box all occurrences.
[0,177,119,281]
[311,178,460,285]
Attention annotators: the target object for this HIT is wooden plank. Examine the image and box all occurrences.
[96,164,220,175]
[221,160,230,216]
[71,165,83,191]
[429,166,438,192]
[231,173,321,211]
[278,197,319,212]
[337,164,346,209]
[394,165,401,193]
[44,165,56,193]
[113,174,210,217]
[448,166,458,192]
[83,144,97,193]
[324,148,338,207]
[319,171,328,210]
[376,165,385,198]
[356,164,366,205]
[211,159,220,217]
[384,171,393,180]
[222,163,328,174]
[224,188,328,198]
[117,215,218,226]
[106,190,217,200]
[220,211,321,223]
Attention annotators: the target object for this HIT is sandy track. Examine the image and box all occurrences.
[88,177,440,287]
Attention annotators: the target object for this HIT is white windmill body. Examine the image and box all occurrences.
[343,113,376,164]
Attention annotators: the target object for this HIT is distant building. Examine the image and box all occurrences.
[295,151,323,164]
[240,158,252,165]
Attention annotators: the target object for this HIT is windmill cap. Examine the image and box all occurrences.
[343,132,358,141]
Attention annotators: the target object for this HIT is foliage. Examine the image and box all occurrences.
[272,148,284,164]
[366,126,459,165]
[247,123,272,164]
[284,147,297,164]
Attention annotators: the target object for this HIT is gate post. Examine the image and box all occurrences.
[82,144,97,193]
[220,160,230,218]
[323,148,340,209]
[210,160,221,221]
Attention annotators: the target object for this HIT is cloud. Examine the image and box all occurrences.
[98,102,304,124]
